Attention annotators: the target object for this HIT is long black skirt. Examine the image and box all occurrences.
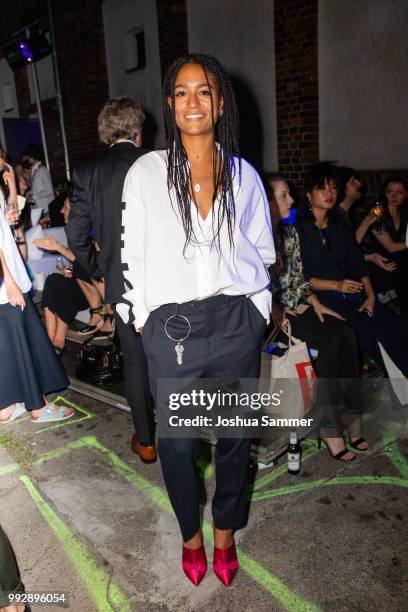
[0,294,69,411]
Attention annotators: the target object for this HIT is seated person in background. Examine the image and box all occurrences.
[40,177,73,228]
[34,198,112,354]
[336,165,397,273]
[265,172,364,460]
[296,162,408,380]
[367,177,408,317]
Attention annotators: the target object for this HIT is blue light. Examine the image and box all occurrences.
[281,208,297,225]
[18,40,33,62]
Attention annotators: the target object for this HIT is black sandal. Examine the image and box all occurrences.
[349,437,368,451]
[318,438,356,461]
[78,307,104,336]
[93,313,115,341]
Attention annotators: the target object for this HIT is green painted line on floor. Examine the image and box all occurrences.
[251,475,408,502]
[236,550,321,612]
[35,437,91,466]
[20,475,131,612]
[83,436,174,513]
[0,462,20,476]
[201,520,321,611]
[4,420,406,611]
[82,436,321,612]
[252,446,320,492]
[0,438,91,477]
[385,441,408,480]
[26,395,94,436]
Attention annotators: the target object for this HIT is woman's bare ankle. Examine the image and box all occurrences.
[183,530,203,550]
[213,527,234,549]
[0,404,16,421]
[31,404,47,417]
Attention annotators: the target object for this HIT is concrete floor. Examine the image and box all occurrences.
[1,388,407,612]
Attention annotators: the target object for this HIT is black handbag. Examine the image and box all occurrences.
[76,337,123,386]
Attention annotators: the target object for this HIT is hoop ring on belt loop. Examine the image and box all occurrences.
[164,314,192,343]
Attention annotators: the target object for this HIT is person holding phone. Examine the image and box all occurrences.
[296,162,408,379]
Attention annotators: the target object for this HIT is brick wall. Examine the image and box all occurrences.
[156,0,188,81]
[274,0,319,190]
[52,0,109,169]
[13,67,32,116]
[2,0,403,190]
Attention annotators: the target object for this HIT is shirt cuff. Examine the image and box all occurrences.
[115,301,150,330]
[250,288,272,325]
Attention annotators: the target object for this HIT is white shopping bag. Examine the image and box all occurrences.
[259,321,317,418]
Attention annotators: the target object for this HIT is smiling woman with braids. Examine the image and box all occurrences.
[118,54,275,586]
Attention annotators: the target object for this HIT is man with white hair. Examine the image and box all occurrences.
[67,98,156,463]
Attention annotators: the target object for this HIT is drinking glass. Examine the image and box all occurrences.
[56,256,65,272]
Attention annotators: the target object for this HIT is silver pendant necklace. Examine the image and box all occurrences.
[193,170,212,193]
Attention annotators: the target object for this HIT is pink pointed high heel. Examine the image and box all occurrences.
[182,545,207,586]
[213,542,239,586]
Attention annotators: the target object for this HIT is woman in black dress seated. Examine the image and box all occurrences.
[34,198,109,354]
[365,176,408,316]
[336,165,397,273]
[296,163,408,381]
[266,173,365,460]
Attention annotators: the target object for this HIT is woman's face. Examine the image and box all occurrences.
[309,179,338,211]
[170,63,223,137]
[346,175,362,201]
[270,180,294,220]
[385,182,407,208]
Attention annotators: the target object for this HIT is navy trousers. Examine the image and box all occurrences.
[142,294,266,541]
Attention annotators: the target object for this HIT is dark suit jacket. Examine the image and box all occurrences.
[66,142,147,304]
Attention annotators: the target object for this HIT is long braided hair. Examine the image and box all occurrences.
[163,53,240,253]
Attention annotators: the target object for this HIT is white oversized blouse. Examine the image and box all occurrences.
[117,150,275,329]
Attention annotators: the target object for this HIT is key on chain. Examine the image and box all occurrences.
[164,314,191,367]
[175,342,184,365]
